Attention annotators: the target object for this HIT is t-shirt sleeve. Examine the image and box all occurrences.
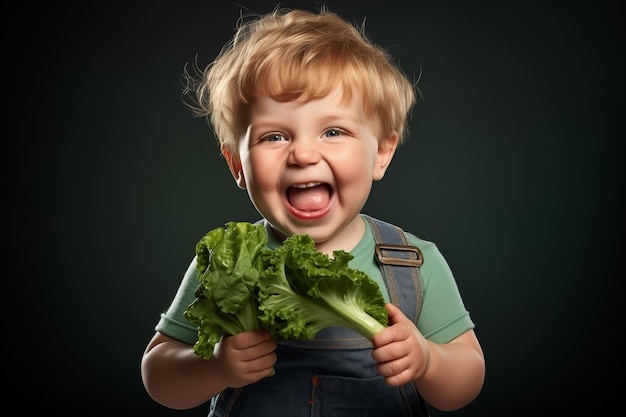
[408,234,475,344]
[154,257,201,345]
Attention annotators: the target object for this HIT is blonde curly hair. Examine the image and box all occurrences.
[183,7,418,156]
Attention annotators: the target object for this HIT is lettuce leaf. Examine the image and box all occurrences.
[257,234,388,341]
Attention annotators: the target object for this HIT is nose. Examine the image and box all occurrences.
[287,138,322,167]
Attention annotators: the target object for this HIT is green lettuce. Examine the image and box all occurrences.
[258,234,388,341]
[184,222,388,361]
[183,221,268,360]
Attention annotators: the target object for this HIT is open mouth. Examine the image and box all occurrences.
[286,182,332,212]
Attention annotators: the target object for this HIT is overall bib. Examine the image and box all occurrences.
[207,216,430,417]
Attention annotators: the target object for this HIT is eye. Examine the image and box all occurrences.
[262,133,287,142]
[323,128,347,138]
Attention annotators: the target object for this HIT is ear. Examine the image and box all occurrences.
[221,145,246,189]
[373,132,399,181]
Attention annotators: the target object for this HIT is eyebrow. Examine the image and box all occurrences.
[251,111,360,128]
[317,113,360,125]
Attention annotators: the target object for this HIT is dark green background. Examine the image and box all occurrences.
[9,0,621,415]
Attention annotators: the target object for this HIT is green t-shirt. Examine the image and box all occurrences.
[155,215,474,345]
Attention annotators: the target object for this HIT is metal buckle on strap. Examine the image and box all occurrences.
[375,244,423,267]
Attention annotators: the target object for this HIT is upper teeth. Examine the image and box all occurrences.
[293,182,320,188]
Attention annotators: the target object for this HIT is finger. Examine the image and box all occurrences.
[385,303,409,326]
[374,306,422,351]
[383,369,415,387]
[230,330,272,350]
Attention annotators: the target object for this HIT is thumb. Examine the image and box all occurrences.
[385,303,409,326]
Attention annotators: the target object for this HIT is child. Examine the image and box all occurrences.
[141,7,485,416]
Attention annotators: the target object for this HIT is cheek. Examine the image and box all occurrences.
[334,156,376,187]
[340,145,378,175]
[245,153,278,189]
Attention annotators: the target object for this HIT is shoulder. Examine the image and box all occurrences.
[361,214,440,254]
[404,231,441,259]
[362,214,449,271]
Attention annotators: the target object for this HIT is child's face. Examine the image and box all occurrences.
[225,88,397,250]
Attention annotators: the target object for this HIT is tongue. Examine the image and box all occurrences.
[287,184,330,212]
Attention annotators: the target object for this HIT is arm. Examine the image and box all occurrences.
[371,303,485,411]
[141,330,277,410]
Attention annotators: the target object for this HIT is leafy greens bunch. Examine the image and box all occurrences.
[184,221,389,361]
[257,234,388,341]
[184,221,268,360]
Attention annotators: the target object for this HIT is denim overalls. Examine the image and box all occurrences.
[208,216,430,417]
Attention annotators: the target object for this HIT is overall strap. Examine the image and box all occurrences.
[363,215,424,323]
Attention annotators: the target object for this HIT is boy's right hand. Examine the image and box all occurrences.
[211,330,277,388]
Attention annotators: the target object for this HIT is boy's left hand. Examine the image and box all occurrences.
[371,303,431,386]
